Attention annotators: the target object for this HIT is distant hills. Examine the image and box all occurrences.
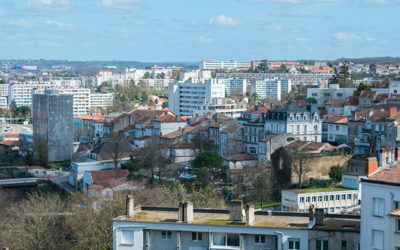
[333,57,400,65]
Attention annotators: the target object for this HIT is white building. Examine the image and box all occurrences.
[321,116,348,143]
[306,84,355,108]
[139,78,174,90]
[0,97,7,109]
[360,163,400,250]
[96,70,113,86]
[199,60,251,70]
[390,80,400,94]
[8,83,57,107]
[0,83,9,96]
[168,80,225,116]
[58,88,91,116]
[90,93,114,110]
[180,70,211,82]
[222,79,247,96]
[281,188,360,214]
[251,79,283,101]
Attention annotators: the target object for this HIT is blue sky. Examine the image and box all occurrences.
[0,0,399,61]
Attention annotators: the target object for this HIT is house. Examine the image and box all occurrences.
[89,140,134,161]
[243,115,264,156]
[160,129,184,145]
[153,114,187,137]
[325,99,346,115]
[322,116,348,143]
[113,197,361,250]
[223,153,258,169]
[257,133,288,164]
[81,169,129,194]
[169,142,196,163]
[360,162,400,250]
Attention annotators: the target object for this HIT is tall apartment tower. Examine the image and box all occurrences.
[32,89,74,162]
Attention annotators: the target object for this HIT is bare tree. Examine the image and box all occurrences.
[103,134,133,168]
[252,173,271,209]
[136,137,169,180]
[292,152,312,189]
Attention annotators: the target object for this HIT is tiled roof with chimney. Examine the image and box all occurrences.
[365,161,400,185]
[323,116,348,124]
[325,99,346,107]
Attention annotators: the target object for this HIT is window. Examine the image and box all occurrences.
[306,197,310,202]
[316,239,328,250]
[121,230,134,245]
[342,194,346,200]
[336,195,340,201]
[372,230,383,249]
[324,196,328,201]
[373,198,385,217]
[255,235,266,244]
[329,208,334,213]
[394,201,400,210]
[330,195,334,201]
[161,231,172,240]
[288,238,300,250]
[192,232,202,241]
[300,197,305,203]
[312,196,316,202]
[297,125,300,132]
[341,240,347,250]
[304,125,307,131]
[213,233,239,247]
[397,219,400,233]
[347,194,352,200]
[250,147,256,154]
[318,196,322,202]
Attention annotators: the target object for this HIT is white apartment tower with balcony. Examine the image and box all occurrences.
[250,79,291,101]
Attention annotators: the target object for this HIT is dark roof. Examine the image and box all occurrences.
[225,153,257,161]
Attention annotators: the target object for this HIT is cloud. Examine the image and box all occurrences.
[9,18,35,27]
[38,41,62,47]
[209,15,241,27]
[333,32,361,40]
[364,0,400,4]
[99,0,141,10]
[27,0,70,11]
[243,0,336,3]
[198,36,215,44]
[45,20,74,29]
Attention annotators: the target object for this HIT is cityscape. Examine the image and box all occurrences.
[1,0,400,250]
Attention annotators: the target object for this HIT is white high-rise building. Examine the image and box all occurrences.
[168,80,225,116]
[9,83,58,107]
[251,79,282,100]
[199,60,251,70]
[90,93,114,109]
[57,88,91,116]
[0,97,7,109]
[0,84,9,97]
[221,79,247,96]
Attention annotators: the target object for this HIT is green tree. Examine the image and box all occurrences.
[143,72,151,79]
[192,151,223,169]
[369,63,377,75]
[329,165,344,184]
[271,147,292,193]
[306,97,317,104]
[353,82,371,96]
[162,101,168,108]
[211,71,217,78]
[0,79,6,84]
[280,64,289,73]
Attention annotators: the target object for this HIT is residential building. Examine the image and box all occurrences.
[73,115,107,143]
[240,103,270,122]
[199,60,251,70]
[264,103,322,142]
[168,80,225,116]
[222,78,247,96]
[0,97,7,109]
[90,93,114,110]
[281,188,360,214]
[9,83,56,107]
[57,88,91,116]
[243,115,264,156]
[113,197,360,250]
[0,83,9,96]
[251,79,282,101]
[32,89,73,162]
[389,80,400,94]
[258,134,288,164]
[307,84,355,108]
[322,116,348,143]
[360,162,400,250]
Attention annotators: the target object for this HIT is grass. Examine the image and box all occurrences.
[205,220,245,225]
[252,202,281,210]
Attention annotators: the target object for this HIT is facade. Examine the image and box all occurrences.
[199,60,251,70]
[32,89,74,162]
[389,80,400,94]
[321,116,348,143]
[281,188,360,214]
[0,96,7,109]
[222,79,247,96]
[168,81,225,116]
[251,79,282,101]
[8,83,55,107]
[18,132,33,156]
[113,198,360,250]
[57,88,91,115]
[264,103,322,142]
[306,84,355,108]
[90,93,114,110]
[360,162,400,250]
[0,83,9,97]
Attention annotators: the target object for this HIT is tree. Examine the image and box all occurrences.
[143,72,151,79]
[0,79,6,84]
[353,82,371,96]
[306,97,317,104]
[292,152,311,188]
[103,135,133,168]
[192,151,223,187]
[280,64,289,73]
[271,147,292,193]
[162,180,189,206]
[136,138,169,180]
[162,101,168,109]
[252,173,271,209]
[191,135,216,154]
[329,165,344,184]
[369,63,377,75]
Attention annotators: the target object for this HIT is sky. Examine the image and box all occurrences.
[0,0,399,62]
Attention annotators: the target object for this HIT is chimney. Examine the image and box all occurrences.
[126,195,134,217]
[261,112,265,122]
[315,208,324,226]
[245,203,255,226]
[390,106,398,117]
[229,200,244,222]
[308,204,315,222]
[365,157,378,175]
[178,201,193,223]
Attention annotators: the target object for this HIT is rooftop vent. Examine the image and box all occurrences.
[229,200,244,222]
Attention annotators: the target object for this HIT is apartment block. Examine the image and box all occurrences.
[90,93,114,110]
[221,79,247,96]
[0,83,9,96]
[0,97,7,109]
[251,79,282,100]
[199,60,251,70]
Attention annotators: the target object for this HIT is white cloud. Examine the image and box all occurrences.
[209,15,241,27]
[333,32,361,40]
[45,20,74,29]
[198,36,215,44]
[243,0,336,3]
[27,0,70,11]
[9,18,35,27]
[265,23,285,31]
[100,0,141,9]
[38,41,62,47]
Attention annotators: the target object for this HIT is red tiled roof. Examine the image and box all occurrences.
[367,162,400,185]
[172,142,195,149]
[225,153,257,161]
[390,208,400,217]
[244,106,270,114]
[27,166,45,170]
[323,116,348,124]
[359,90,377,99]
[160,129,183,139]
[325,99,346,107]
[3,134,19,138]
[154,114,178,122]
[0,140,18,147]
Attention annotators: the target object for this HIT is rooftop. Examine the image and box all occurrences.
[284,187,353,194]
[366,161,400,185]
